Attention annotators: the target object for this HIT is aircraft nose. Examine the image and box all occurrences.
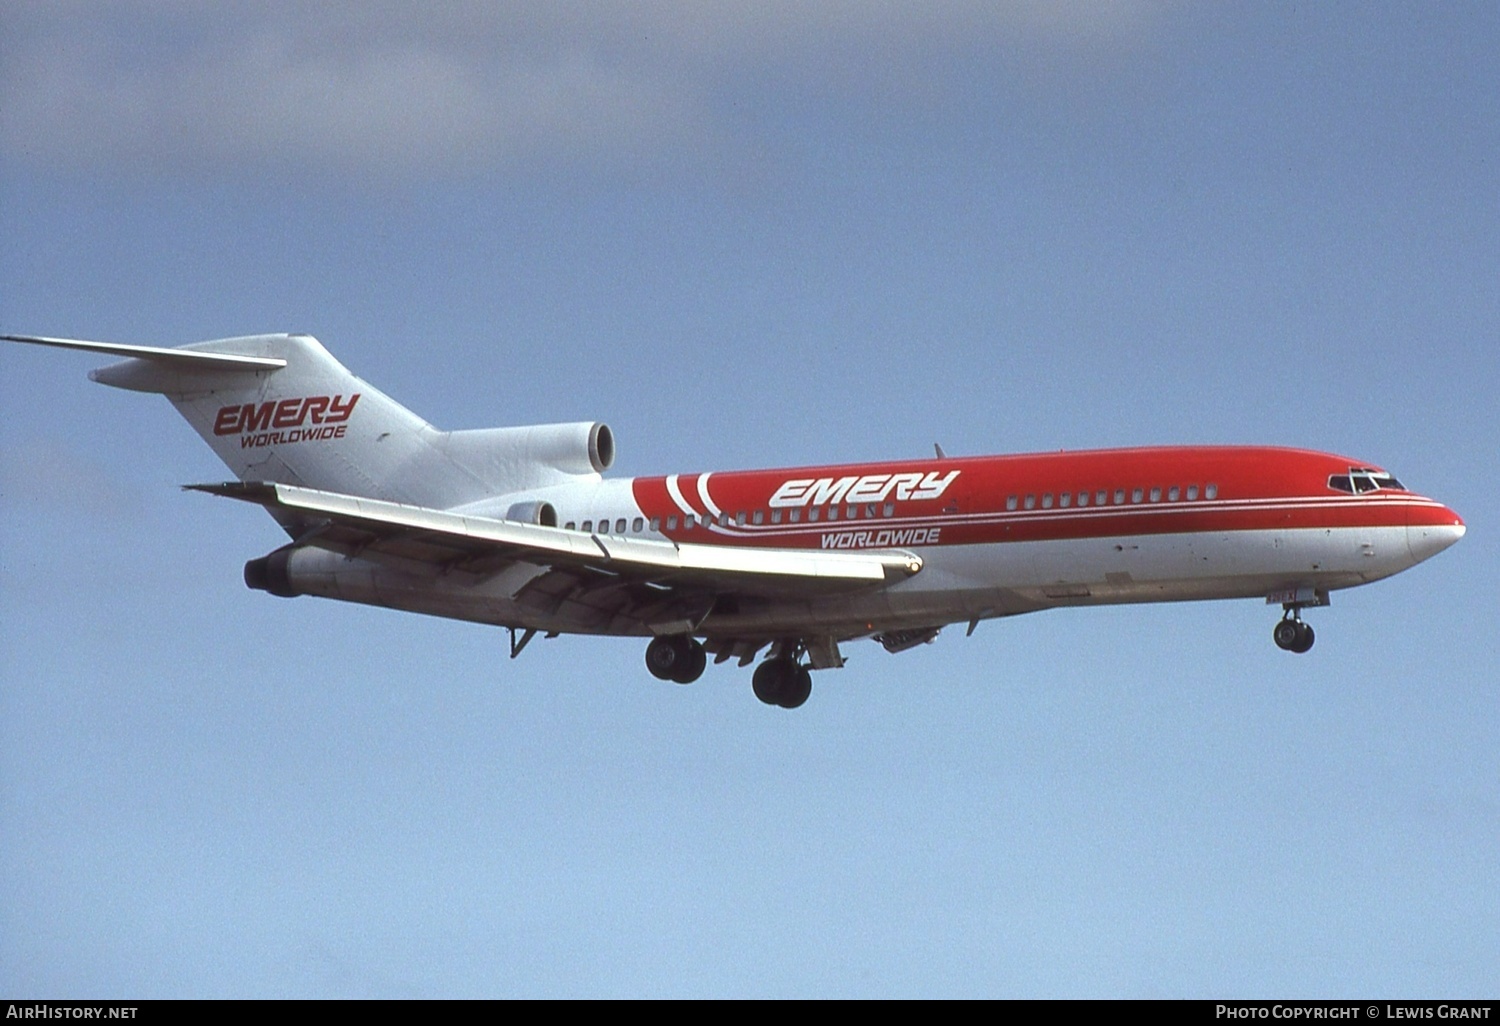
[1407,502,1466,564]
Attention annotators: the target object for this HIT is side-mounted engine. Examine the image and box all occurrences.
[438,420,611,480]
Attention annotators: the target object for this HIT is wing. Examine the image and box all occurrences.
[190,481,922,635]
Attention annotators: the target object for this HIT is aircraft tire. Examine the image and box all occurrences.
[1273,620,1301,651]
[752,659,789,706]
[671,640,707,684]
[646,636,685,681]
[778,665,812,709]
[1291,622,1315,653]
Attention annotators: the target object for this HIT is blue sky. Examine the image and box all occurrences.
[2,1,1496,997]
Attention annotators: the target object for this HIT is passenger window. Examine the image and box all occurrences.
[883,503,895,517]
[1060,493,1071,508]
[1007,496,1018,511]
[1024,495,1036,510]
[1149,487,1161,503]
[1114,489,1126,504]
[847,505,859,520]
[615,518,627,534]
[1132,488,1143,503]
[582,520,593,532]
[565,521,576,531]
[632,517,644,532]
[1168,486,1179,501]
[866,504,878,519]
[1077,492,1088,507]
[752,510,764,525]
[1186,486,1199,501]
[809,508,820,522]
[771,510,783,524]
[1206,484,1218,499]
[667,515,678,530]
[1042,493,1053,508]
[1097,491,1108,506]
[827,506,839,521]
[649,517,660,531]
[790,509,801,523]
[735,511,746,526]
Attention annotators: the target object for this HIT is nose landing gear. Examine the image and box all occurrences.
[1267,587,1327,654]
[1273,612,1315,653]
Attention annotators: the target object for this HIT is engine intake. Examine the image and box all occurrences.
[506,500,559,527]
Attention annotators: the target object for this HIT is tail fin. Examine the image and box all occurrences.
[8,333,436,500]
[150,334,436,499]
[6,332,615,509]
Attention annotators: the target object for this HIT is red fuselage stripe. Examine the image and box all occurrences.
[628,446,1462,550]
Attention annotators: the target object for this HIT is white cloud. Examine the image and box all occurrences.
[0,1,1163,177]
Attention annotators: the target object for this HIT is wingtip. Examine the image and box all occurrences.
[183,480,269,498]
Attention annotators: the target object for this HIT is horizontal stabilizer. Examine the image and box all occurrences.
[2,334,287,371]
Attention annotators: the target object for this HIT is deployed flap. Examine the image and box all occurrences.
[189,481,923,594]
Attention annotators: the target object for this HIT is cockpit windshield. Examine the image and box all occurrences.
[1328,467,1405,494]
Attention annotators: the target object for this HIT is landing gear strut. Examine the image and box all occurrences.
[752,656,813,709]
[645,635,707,684]
[1273,611,1315,653]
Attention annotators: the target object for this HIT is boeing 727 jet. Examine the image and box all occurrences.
[4,333,1465,708]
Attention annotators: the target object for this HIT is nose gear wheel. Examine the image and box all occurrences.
[1273,613,1315,653]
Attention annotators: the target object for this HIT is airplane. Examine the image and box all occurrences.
[3,332,1465,708]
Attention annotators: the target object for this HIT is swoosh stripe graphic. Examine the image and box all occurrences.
[697,472,722,517]
[665,474,699,520]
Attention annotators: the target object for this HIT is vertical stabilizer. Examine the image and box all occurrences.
[74,333,437,502]
[5,332,615,510]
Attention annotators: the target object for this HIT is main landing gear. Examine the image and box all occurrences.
[1273,611,1316,653]
[644,635,815,708]
[645,635,707,684]
[751,657,813,709]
